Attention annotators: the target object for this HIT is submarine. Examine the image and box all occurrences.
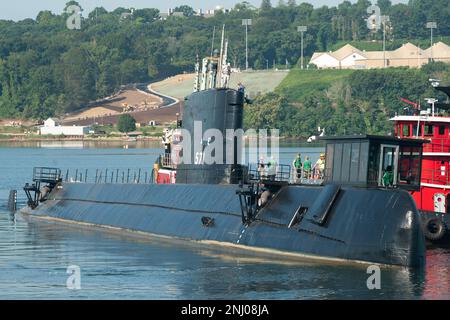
[20,33,426,268]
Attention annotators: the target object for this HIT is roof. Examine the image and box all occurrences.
[390,115,450,123]
[389,43,422,59]
[311,52,324,61]
[311,41,450,64]
[321,134,428,145]
[423,42,450,58]
[310,52,339,62]
[331,44,365,60]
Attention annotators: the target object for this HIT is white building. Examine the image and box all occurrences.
[310,42,450,69]
[40,118,91,136]
[310,44,368,69]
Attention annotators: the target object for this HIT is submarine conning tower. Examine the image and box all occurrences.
[175,88,245,184]
[175,27,246,185]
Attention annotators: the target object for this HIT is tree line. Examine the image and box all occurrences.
[0,0,448,120]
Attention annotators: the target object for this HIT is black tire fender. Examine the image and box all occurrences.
[423,217,446,241]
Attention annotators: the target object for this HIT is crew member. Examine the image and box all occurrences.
[292,153,302,182]
[383,166,394,187]
[313,153,326,179]
[238,82,245,94]
[267,157,277,181]
[223,63,231,88]
[257,156,266,179]
[303,156,312,179]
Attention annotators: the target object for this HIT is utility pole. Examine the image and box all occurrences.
[210,26,216,57]
[426,22,437,62]
[381,16,389,68]
[242,19,252,71]
[297,26,307,70]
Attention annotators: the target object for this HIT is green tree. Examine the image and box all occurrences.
[287,0,296,7]
[117,114,136,133]
[377,0,392,13]
[260,0,272,10]
[173,5,195,17]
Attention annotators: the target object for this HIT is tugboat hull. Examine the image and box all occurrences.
[21,182,426,268]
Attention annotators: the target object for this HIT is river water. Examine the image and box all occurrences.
[0,141,448,300]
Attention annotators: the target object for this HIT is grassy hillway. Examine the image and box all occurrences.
[151,70,290,100]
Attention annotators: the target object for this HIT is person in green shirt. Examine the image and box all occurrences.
[383,165,394,187]
[303,156,312,179]
[292,153,302,182]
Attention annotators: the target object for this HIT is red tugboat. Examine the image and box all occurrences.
[392,80,450,243]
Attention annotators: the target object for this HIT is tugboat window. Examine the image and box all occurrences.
[412,124,422,137]
[403,125,410,137]
[378,145,399,187]
[398,146,421,187]
[439,126,445,135]
[424,124,434,136]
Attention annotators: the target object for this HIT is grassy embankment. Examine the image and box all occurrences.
[275,69,355,102]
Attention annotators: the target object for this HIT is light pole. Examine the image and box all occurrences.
[242,19,252,71]
[297,26,307,70]
[381,16,389,68]
[426,22,437,62]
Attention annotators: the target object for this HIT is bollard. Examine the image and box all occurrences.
[8,190,17,212]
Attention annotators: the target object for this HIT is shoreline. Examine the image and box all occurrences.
[0,137,162,142]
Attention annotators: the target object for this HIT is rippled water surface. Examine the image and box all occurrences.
[0,142,449,299]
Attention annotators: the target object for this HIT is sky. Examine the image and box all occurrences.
[0,0,409,21]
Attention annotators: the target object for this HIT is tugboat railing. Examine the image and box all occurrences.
[422,138,450,153]
[421,168,450,186]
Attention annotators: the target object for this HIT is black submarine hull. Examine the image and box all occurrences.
[21,182,426,268]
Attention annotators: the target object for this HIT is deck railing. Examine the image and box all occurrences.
[61,168,154,185]
[248,163,324,186]
[33,167,61,183]
[57,164,326,186]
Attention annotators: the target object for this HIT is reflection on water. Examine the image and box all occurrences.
[0,143,448,299]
